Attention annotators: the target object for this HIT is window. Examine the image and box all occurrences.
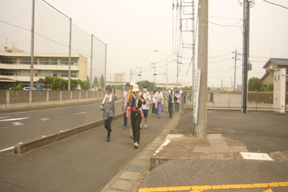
[20,70,31,77]
[60,59,78,66]
[60,71,68,77]
[53,71,58,77]
[51,59,58,65]
[71,71,78,78]
[40,71,53,77]
[1,70,17,76]
[61,59,69,65]
[1,58,17,64]
[40,59,50,65]
[20,58,37,65]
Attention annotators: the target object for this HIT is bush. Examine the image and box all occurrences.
[11,87,23,90]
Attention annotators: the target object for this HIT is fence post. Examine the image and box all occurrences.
[6,90,10,104]
[228,92,231,110]
[46,90,49,102]
[60,91,62,101]
[256,91,258,111]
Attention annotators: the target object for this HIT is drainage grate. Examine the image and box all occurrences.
[240,152,274,161]
[126,165,147,173]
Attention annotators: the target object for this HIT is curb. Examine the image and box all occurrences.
[14,113,123,155]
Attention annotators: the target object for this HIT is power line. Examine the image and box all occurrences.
[262,0,288,9]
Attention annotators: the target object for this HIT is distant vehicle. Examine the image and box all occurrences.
[23,87,37,91]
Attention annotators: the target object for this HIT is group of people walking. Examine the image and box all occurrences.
[100,82,183,149]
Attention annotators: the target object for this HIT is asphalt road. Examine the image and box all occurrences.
[0,100,123,151]
[0,107,172,192]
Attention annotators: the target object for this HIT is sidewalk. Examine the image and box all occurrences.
[138,110,288,192]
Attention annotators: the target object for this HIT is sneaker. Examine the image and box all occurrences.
[140,124,143,129]
[144,124,147,129]
[158,116,160,119]
[123,125,127,129]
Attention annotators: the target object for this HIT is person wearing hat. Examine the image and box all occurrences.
[100,85,117,142]
[168,88,176,119]
[126,84,146,148]
[140,84,150,129]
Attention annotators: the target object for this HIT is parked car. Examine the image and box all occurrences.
[23,87,37,90]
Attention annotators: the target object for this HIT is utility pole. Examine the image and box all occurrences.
[194,0,208,137]
[30,0,35,92]
[68,18,72,91]
[232,48,240,91]
[242,0,253,113]
[90,34,93,89]
[152,62,156,90]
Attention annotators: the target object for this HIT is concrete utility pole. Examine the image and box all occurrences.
[232,48,240,91]
[30,0,35,91]
[151,62,156,90]
[68,18,72,91]
[242,0,251,113]
[194,0,208,137]
[90,34,93,89]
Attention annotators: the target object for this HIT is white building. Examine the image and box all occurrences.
[0,43,87,89]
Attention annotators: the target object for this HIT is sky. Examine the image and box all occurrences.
[0,0,287,87]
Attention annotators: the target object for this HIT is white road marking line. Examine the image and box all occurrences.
[72,112,86,116]
[0,146,15,153]
[12,122,24,126]
[0,117,29,122]
[39,118,49,121]
[153,139,171,156]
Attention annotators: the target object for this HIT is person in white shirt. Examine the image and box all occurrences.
[122,83,130,128]
[154,87,164,119]
[140,85,150,129]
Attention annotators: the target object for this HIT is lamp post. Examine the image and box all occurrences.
[154,50,168,88]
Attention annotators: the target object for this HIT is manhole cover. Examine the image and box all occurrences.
[126,165,146,173]
[240,152,274,161]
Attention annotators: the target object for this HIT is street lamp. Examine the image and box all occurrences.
[154,50,168,88]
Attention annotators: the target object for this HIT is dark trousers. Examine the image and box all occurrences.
[175,103,179,112]
[124,112,127,126]
[131,111,142,144]
[168,103,174,118]
[152,103,156,114]
[105,117,113,138]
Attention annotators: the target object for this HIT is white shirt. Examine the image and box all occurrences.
[123,91,128,107]
[141,91,150,110]
[154,92,163,103]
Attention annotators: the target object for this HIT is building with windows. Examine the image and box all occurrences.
[261,58,288,87]
[0,44,87,89]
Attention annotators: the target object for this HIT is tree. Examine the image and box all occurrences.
[79,80,90,90]
[248,77,263,91]
[136,80,155,91]
[100,74,105,89]
[51,78,63,90]
[93,76,98,84]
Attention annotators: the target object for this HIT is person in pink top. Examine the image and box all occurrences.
[175,89,181,113]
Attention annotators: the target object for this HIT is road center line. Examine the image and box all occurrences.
[0,146,15,153]
[0,117,29,122]
[72,112,86,116]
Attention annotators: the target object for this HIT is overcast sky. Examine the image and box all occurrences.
[0,0,287,87]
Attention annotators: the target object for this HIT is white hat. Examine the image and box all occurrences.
[130,81,135,86]
[132,84,140,92]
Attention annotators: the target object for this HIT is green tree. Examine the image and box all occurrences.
[136,80,155,91]
[100,74,105,88]
[79,80,90,90]
[248,77,263,91]
[51,78,63,90]
[93,76,98,84]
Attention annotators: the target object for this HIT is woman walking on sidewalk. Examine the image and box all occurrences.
[100,86,117,142]
[154,87,164,119]
[175,89,181,112]
[127,84,146,149]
